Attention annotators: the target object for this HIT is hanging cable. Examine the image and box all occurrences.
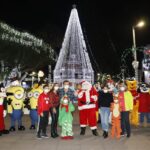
[83,28,101,73]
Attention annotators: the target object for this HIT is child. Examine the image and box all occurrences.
[37,85,50,139]
[58,95,75,139]
[110,94,122,139]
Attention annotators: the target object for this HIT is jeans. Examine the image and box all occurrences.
[30,109,38,125]
[11,110,22,127]
[50,107,59,134]
[37,111,49,135]
[121,111,130,135]
[140,113,150,123]
[100,107,110,131]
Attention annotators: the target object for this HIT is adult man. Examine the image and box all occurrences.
[78,81,99,136]
[58,80,77,103]
[118,83,133,138]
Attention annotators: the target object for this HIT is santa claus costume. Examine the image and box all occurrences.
[78,81,99,136]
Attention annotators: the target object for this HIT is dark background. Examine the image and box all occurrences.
[0,0,150,76]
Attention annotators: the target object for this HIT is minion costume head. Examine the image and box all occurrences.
[28,83,43,109]
[6,85,25,113]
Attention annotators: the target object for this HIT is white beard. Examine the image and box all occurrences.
[85,90,90,103]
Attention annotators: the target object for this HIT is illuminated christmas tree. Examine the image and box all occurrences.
[54,5,94,85]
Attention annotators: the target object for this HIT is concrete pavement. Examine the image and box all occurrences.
[0,112,150,150]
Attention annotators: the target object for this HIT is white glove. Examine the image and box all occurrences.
[78,91,84,98]
[3,110,7,117]
[91,95,98,101]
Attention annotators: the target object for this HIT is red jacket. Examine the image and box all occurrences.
[138,93,150,113]
[48,91,60,108]
[37,92,50,115]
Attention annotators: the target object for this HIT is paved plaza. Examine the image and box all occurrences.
[0,110,150,150]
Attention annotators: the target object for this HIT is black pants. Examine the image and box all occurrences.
[37,111,49,135]
[50,107,59,134]
[121,111,131,135]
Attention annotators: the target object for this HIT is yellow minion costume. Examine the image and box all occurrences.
[27,83,43,129]
[6,85,25,131]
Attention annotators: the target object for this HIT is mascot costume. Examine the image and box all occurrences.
[0,84,9,136]
[77,81,99,136]
[58,95,75,139]
[26,83,43,129]
[110,94,121,139]
[126,79,139,126]
[6,83,25,131]
[138,84,150,126]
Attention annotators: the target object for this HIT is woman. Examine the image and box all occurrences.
[98,85,113,138]
[48,83,60,138]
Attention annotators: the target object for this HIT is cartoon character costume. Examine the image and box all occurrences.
[110,94,121,139]
[58,95,75,139]
[138,84,150,126]
[0,85,9,136]
[78,81,99,136]
[126,79,139,126]
[6,85,25,131]
[26,84,43,129]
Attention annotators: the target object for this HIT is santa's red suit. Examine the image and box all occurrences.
[78,86,98,130]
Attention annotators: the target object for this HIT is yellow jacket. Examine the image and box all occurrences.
[124,91,133,111]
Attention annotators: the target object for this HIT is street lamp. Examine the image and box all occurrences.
[132,20,145,82]
[97,73,100,81]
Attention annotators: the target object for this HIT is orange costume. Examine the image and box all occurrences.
[110,99,122,139]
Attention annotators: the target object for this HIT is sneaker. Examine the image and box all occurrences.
[61,136,69,140]
[126,134,130,138]
[30,125,36,130]
[9,126,16,132]
[37,134,42,139]
[120,132,125,137]
[103,131,108,138]
[41,134,49,138]
[68,136,74,139]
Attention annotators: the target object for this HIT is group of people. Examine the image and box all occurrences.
[37,81,76,139]
[37,80,99,139]
[0,78,150,140]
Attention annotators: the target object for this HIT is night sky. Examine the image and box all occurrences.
[0,0,150,76]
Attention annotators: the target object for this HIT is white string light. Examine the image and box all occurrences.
[0,22,55,60]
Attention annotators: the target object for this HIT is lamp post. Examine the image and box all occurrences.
[97,73,100,81]
[132,21,145,82]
